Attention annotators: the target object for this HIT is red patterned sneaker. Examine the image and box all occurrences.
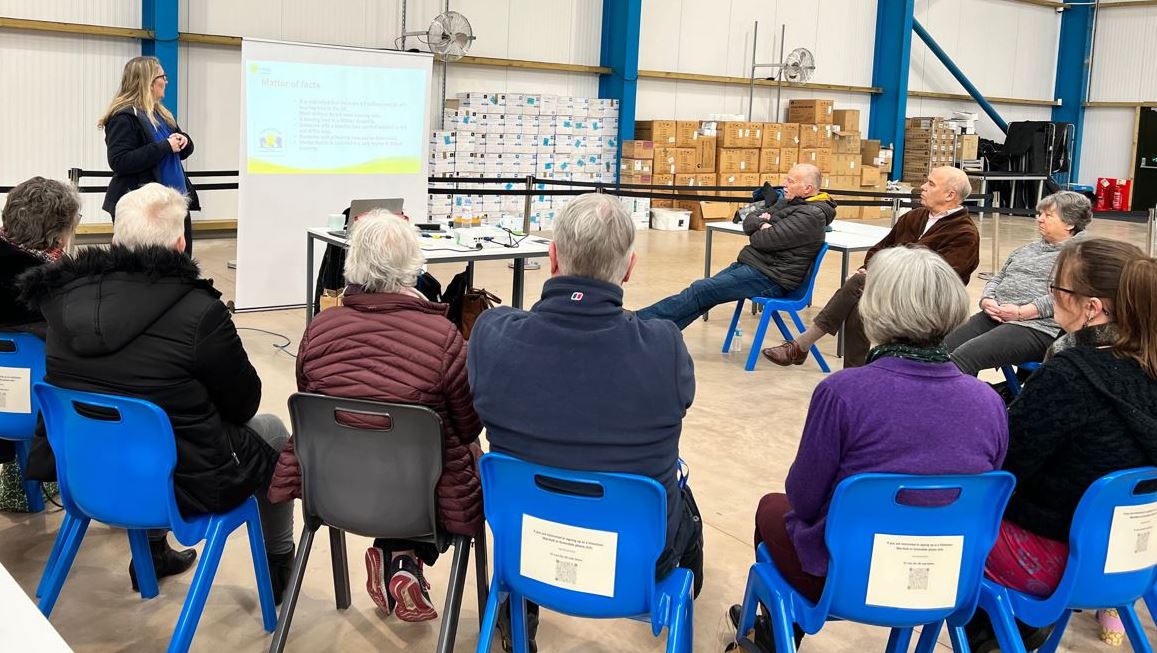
[388,554,438,622]
[364,546,394,617]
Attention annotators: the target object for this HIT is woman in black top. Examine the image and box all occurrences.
[98,56,198,254]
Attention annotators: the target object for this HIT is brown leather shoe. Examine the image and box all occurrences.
[762,341,808,366]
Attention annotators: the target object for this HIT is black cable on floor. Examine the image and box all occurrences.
[237,327,297,358]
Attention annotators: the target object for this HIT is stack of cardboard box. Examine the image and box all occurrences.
[758,122,800,188]
[902,117,955,184]
[430,93,620,231]
[619,139,654,228]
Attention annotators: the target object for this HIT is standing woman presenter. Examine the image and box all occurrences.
[99,56,198,255]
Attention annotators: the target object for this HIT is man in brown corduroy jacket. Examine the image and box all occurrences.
[763,166,980,368]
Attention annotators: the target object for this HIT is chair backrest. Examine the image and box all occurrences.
[479,452,667,619]
[783,243,830,304]
[803,472,1015,632]
[1044,467,1157,610]
[0,332,46,439]
[288,393,443,541]
[32,383,181,531]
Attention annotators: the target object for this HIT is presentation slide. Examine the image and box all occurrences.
[245,60,427,174]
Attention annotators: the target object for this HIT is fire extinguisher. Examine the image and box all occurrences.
[1111,180,1124,211]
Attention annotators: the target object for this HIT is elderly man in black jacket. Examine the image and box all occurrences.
[19,183,295,601]
[636,163,835,329]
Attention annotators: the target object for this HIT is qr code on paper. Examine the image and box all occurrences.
[555,560,577,586]
[1136,531,1150,555]
[908,566,930,591]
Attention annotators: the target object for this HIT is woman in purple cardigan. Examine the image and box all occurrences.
[728,246,1010,652]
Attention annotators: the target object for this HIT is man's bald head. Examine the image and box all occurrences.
[785,163,822,200]
[921,166,972,212]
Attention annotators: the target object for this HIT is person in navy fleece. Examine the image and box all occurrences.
[468,192,701,653]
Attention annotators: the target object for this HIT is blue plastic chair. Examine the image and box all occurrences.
[476,452,694,653]
[0,332,47,513]
[735,472,1015,653]
[723,243,831,372]
[32,383,277,653]
[1000,361,1041,399]
[973,467,1157,653]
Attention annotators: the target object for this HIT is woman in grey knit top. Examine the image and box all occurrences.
[945,191,1092,376]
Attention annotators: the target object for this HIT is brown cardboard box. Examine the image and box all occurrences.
[716,148,760,173]
[653,147,697,174]
[694,135,717,172]
[718,121,764,148]
[781,123,801,148]
[833,109,860,133]
[675,121,700,147]
[651,172,676,208]
[717,172,760,198]
[620,173,653,185]
[675,173,717,193]
[956,134,979,160]
[834,131,862,154]
[787,99,834,124]
[832,153,860,175]
[800,148,834,172]
[905,116,947,130]
[830,175,859,190]
[622,140,654,159]
[779,147,799,173]
[635,120,677,145]
[680,201,737,231]
[759,148,781,173]
[861,139,882,165]
[799,124,821,149]
[818,124,835,150]
[860,164,881,187]
[759,173,785,186]
[761,123,784,148]
[620,158,652,174]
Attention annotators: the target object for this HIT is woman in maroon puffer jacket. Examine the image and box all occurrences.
[268,211,483,623]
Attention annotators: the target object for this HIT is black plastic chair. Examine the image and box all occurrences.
[270,393,489,653]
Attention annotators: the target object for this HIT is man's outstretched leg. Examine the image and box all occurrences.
[637,262,784,330]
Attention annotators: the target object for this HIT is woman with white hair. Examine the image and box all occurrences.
[270,211,484,623]
[945,191,1092,376]
[727,246,1009,652]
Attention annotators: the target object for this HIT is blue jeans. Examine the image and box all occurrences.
[636,262,786,330]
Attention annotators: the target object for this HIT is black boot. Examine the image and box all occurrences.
[130,536,197,591]
[497,599,539,653]
[267,549,294,606]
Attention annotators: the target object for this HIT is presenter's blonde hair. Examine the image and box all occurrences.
[98,56,176,129]
[112,183,188,249]
[344,211,425,294]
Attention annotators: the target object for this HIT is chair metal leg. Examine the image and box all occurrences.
[914,621,942,653]
[127,528,160,599]
[744,304,774,371]
[167,519,229,653]
[328,527,351,610]
[1117,603,1154,653]
[269,526,318,653]
[436,535,472,653]
[243,500,277,632]
[14,439,44,513]
[474,528,490,629]
[37,514,89,617]
[723,300,744,353]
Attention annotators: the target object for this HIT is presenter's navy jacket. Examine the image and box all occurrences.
[19,245,275,517]
[102,107,200,217]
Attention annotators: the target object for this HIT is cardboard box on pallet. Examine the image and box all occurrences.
[694,135,717,172]
[653,147,697,174]
[799,124,822,149]
[622,140,654,159]
[635,120,677,145]
[675,121,700,147]
[716,147,759,173]
[759,148,781,173]
[832,109,860,133]
[787,99,834,124]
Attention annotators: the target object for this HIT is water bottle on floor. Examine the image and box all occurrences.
[732,327,743,353]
